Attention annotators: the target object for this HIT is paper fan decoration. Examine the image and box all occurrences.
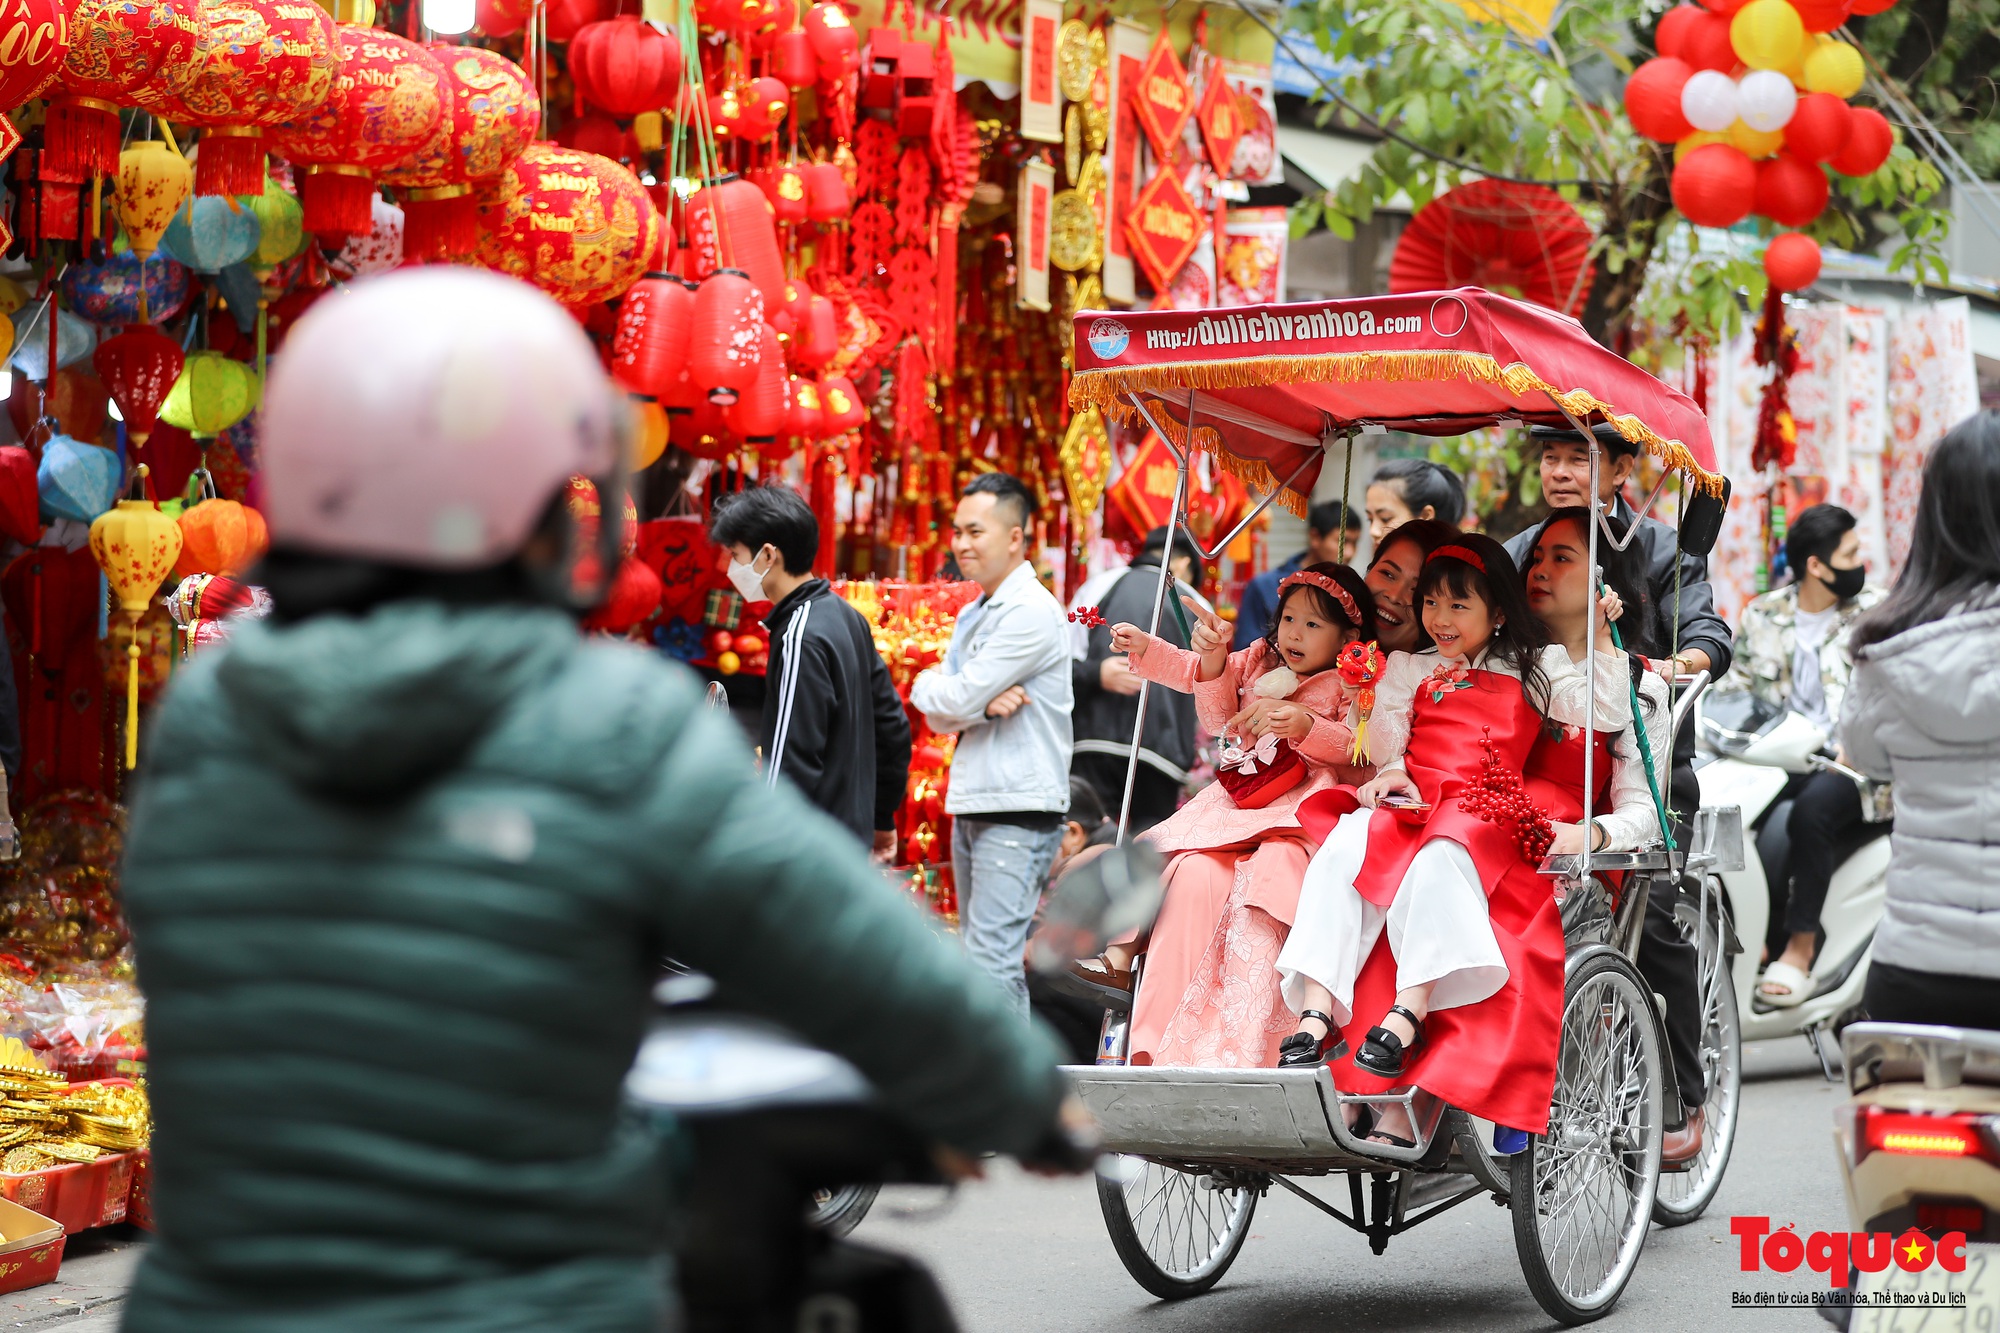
[1386,179,1596,317]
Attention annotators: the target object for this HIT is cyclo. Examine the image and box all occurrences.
[1062,289,1749,1324]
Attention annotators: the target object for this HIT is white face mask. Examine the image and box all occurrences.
[727,548,775,603]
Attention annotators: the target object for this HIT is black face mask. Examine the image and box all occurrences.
[1821,563,1866,601]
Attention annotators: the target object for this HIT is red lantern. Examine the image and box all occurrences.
[545,0,616,42]
[382,45,539,262]
[582,555,663,632]
[48,0,196,181]
[1783,92,1853,163]
[476,0,532,35]
[0,448,38,546]
[670,396,734,459]
[789,294,839,369]
[1849,0,1895,13]
[610,272,696,397]
[726,324,788,441]
[707,84,747,140]
[690,269,764,405]
[1676,9,1738,71]
[568,15,680,119]
[556,113,638,162]
[802,2,858,74]
[1624,58,1694,143]
[476,144,663,308]
[1654,5,1704,58]
[93,325,185,448]
[737,75,790,140]
[1793,0,1851,31]
[1764,232,1822,290]
[273,26,448,236]
[684,174,787,312]
[174,498,268,578]
[1697,0,1747,13]
[1829,107,1894,177]
[786,376,824,441]
[803,161,849,221]
[761,163,809,224]
[774,30,816,87]
[136,0,339,197]
[1671,142,1756,227]
[1753,153,1830,227]
[819,373,864,433]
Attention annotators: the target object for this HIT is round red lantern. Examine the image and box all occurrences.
[1849,0,1895,13]
[610,272,695,398]
[568,14,680,120]
[581,555,663,632]
[707,84,747,140]
[726,324,788,442]
[93,324,185,448]
[789,294,839,369]
[802,2,858,74]
[1654,5,1704,59]
[1753,152,1829,227]
[381,45,539,262]
[545,0,615,42]
[786,376,824,441]
[476,0,532,36]
[272,26,447,237]
[1764,232,1822,290]
[761,163,809,224]
[1671,142,1756,227]
[670,396,734,459]
[736,75,790,140]
[1675,9,1737,71]
[690,268,764,406]
[48,0,197,181]
[819,373,864,434]
[1793,0,1851,31]
[556,113,638,162]
[774,30,816,87]
[1697,0,1747,13]
[684,174,787,312]
[476,144,663,308]
[802,161,849,222]
[1783,92,1852,163]
[1624,58,1694,143]
[136,0,339,198]
[1829,106,1894,177]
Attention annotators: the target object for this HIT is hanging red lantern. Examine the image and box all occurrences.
[819,373,864,434]
[1793,0,1851,31]
[1764,232,1822,290]
[1624,57,1694,142]
[1753,152,1830,226]
[1654,5,1704,58]
[1783,92,1852,163]
[802,2,858,73]
[0,448,37,547]
[556,113,639,162]
[610,272,696,398]
[476,0,532,36]
[774,30,816,87]
[47,0,197,181]
[684,174,787,312]
[568,14,680,119]
[736,75,790,140]
[545,0,616,42]
[93,325,185,448]
[1829,106,1894,177]
[476,144,663,308]
[670,396,734,459]
[1697,0,1747,13]
[1671,142,1756,227]
[726,324,788,442]
[382,45,539,263]
[689,269,764,405]
[581,555,663,632]
[788,294,839,369]
[761,163,809,224]
[802,161,849,221]
[707,84,747,140]
[1674,9,1737,71]
[1849,0,1895,13]
[786,376,824,441]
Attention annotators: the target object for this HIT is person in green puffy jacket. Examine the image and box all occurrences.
[119,270,1076,1332]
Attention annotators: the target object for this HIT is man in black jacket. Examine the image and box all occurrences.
[1504,422,1736,1167]
[712,485,913,857]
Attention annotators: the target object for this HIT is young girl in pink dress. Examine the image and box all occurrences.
[1070,563,1376,1067]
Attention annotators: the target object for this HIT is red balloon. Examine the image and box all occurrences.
[569,15,681,119]
[1794,0,1851,30]
[1654,6,1705,58]
[1765,233,1822,291]
[1830,106,1894,176]
[1784,92,1853,163]
[1672,143,1757,227]
[1753,153,1831,227]
[1677,10,1739,71]
[1625,58,1695,142]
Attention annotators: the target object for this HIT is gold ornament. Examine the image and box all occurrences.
[1049,188,1097,272]
[1060,406,1111,520]
[1057,19,1093,102]
[1064,105,1082,185]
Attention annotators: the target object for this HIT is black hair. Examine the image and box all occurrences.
[708,483,819,576]
[1262,561,1376,673]
[1371,458,1466,528]
[1530,421,1642,462]
[1526,507,1656,659]
[1414,533,1553,714]
[1139,525,1205,595]
[1307,499,1363,539]
[1067,775,1109,829]
[962,471,1036,532]
[1852,410,2000,652]
[1784,502,1856,584]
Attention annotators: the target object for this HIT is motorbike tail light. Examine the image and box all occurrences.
[1858,1107,1997,1165]
[1915,1202,1987,1234]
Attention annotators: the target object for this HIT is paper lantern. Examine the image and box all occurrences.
[1784,92,1853,162]
[1387,179,1595,316]
[802,2,857,74]
[1753,152,1830,226]
[136,0,340,197]
[1680,69,1738,132]
[48,0,201,180]
[758,163,809,225]
[475,145,662,308]
[803,161,849,221]
[116,141,193,259]
[1674,129,1727,161]
[684,174,786,312]
[337,194,404,275]
[475,0,530,36]
[0,448,37,546]
[38,436,120,523]
[1698,0,1747,13]
[726,324,787,442]
[557,113,637,162]
[630,398,668,470]
[774,30,815,86]
[1672,142,1756,227]
[89,490,183,767]
[243,173,305,270]
[544,0,613,41]
[786,376,823,440]
[788,294,839,369]
[669,397,733,459]
[1793,0,1851,32]
[63,249,193,326]
[272,26,447,236]
[689,269,763,405]
[8,303,99,380]
[1737,69,1797,131]
[1728,119,1785,158]
[94,324,186,446]
[1676,9,1738,71]
[1654,6,1704,58]
[737,75,790,140]
[581,556,662,633]
[1625,58,1694,142]
[819,373,864,433]
[174,496,266,577]
[1849,0,1894,14]
[568,15,679,119]
[1802,41,1864,97]
[160,193,261,271]
[610,271,695,397]
[1829,106,1894,176]
[160,350,260,437]
[1765,232,1821,290]
[382,46,539,262]
[1729,0,1803,70]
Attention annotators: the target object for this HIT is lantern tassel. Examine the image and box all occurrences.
[401,193,479,262]
[195,130,268,198]
[300,170,377,237]
[125,629,140,769]
[45,101,121,181]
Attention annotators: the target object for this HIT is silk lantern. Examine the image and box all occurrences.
[174,496,266,576]
[786,376,823,441]
[382,46,539,262]
[684,174,787,311]
[38,435,120,522]
[1737,69,1797,131]
[48,0,201,180]
[272,26,448,236]
[337,194,404,274]
[1829,106,1893,177]
[581,556,662,633]
[1753,153,1829,226]
[0,448,36,546]
[475,0,529,35]
[116,141,193,259]
[1675,9,1737,71]
[1764,232,1821,290]
[1680,69,1738,133]
[630,398,668,470]
[94,324,185,446]
[0,0,69,127]
[160,349,259,436]
[1802,41,1864,98]
[726,324,788,442]
[803,162,849,222]
[802,2,857,75]
[1672,142,1756,227]
[244,173,305,273]
[8,303,98,380]
[568,15,679,119]
[160,193,261,271]
[475,145,662,309]
[819,373,864,433]
[1729,0,1803,70]
[1784,92,1852,162]
[690,269,763,405]
[1728,119,1785,158]
[609,271,695,397]
[774,30,815,86]
[89,485,183,767]
[1625,58,1694,142]
[63,249,192,325]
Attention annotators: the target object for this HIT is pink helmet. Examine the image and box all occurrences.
[260,269,624,569]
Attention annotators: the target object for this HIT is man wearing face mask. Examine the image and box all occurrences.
[711,485,912,860]
[1722,503,1884,1006]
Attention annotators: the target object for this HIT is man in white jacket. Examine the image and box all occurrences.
[913,474,1075,1019]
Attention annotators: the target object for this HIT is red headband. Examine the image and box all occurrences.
[1428,544,1487,573]
[1277,570,1363,625]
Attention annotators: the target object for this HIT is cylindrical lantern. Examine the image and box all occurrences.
[1736,69,1797,131]
[1671,142,1756,227]
[88,488,183,768]
[1752,152,1829,226]
[1828,106,1893,177]
[684,174,787,311]
[475,144,663,308]
[48,0,200,180]
[610,272,696,397]
[786,376,824,441]
[1765,232,1821,290]
[117,140,194,258]
[789,294,839,369]
[689,269,764,405]
[1801,40,1864,97]
[761,163,809,224]
[382,45,538,262]
[568,14,680,119]
[94,324,186,446]
[174,496,267,577]
[802,2,858,74]
[1729,0,1803,70]
[774,30,815,86]
[727,324,788,441]
[160,349,260,436]
[1783,92,1853,163]
[819,373,864,433]
[160,193,262,271]
[1679,69,1738,133]
[803,161,850,222]
[1624,58,1694,143]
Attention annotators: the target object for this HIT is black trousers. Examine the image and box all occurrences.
[1074,753,1182,833]
[1757,769,1869,944]
[1637,733,1706,1113]
[1865,961,2000,1031]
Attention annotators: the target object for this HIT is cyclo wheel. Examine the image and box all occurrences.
[1097,1158,1256,1299]
[807,1183,879,1237]
[1512,949,1665,1325]
[1653,888,1742,1227]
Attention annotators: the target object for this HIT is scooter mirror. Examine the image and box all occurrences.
[1029,844,1164,975]
[1679,476,1732,558]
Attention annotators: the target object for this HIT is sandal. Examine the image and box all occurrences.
[1755,960,1813,1010]
[1354,1004,1428,1078]
[1277,1010,1349,1068]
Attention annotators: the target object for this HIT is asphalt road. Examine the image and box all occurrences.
[856,1037,1854,1333]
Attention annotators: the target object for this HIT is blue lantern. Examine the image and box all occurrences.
[61,250,194,327]
[159,196,262,274]
[8,302,100,381]
[37,436,122,523]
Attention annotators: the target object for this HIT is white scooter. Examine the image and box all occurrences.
[1695,690,1892,1075]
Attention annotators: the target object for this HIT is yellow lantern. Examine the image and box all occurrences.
[632,111,665,154]
[1803,41,1864,98]
[1730,0,1804,71]
[629,398,668,471]
[1728,120,1786,159]
[1675,129,1728,162]
[89,471,185,769]
[116,139,194,260]
[160,350,260,437]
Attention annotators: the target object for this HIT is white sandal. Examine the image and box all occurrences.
[1758,959,1813,1008]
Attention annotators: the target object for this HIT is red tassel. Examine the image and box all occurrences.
[400,192,479,263]
[300,170,376,238]
[43,101,120,182]
[195,131,268,197]
[37,181,78,242]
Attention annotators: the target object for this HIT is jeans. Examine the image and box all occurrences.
[952,818,1063,1021]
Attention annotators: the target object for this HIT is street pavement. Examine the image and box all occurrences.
[857,1037,1854,1333]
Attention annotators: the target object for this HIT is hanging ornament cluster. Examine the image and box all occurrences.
[380,46,539,262]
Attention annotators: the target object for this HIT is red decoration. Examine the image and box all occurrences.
[48,0,197,181]
[568,15,680,119]
[1653,5,1705,58]
[92,325,184,448]
[819,373,864,433]
[802,2,858,75]
[1793,0,1851,31]
[1753,153,1830,227]
[1196,65,1244,176]
[726,324,788,441]
[582,555,663,633]
[1671,142,1756,227]
[789,293,839,369]
[544,0,615,42]
[1108,431,1182,538]
[786,377,824,440]
[381,45,539,263]
[1458,728,1555,864]
[803,161,849,221]
[1751,284,1798,472]
[1783,92,1853,163]
[690,269,764,405]
[1675,9,1738,71]
[475,0,530,36]
[611,272,695,397]
[1623,57,1694,143]
[174,498,268,578]
[1131,29,1192,160]
[1697,0,1748,14]
[0,447,38,546]
[556,113,636,162]
[1387,179,1595,316]
[1829,107,1894,177]
[1849,0,1896,13]
[1123,168,1203,292]
[685,174,787,312]
[273,26,447,236]
[1066,605,1106,628]
[670,396,733,458]
[774,30,816,87]
[475,144,662,308]
[1765,232,1822,291]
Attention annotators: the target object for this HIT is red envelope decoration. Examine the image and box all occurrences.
[1130,30,1192,160]
[1198,69,1245,177]
[1123,168,1204,292]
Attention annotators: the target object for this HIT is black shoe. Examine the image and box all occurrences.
[1278,1010,1348,1067]
[1354,1004,1427,1078]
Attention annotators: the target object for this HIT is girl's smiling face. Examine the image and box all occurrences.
[1365,538,1425,653]
[1274,591,1359,676]
[1422,579,1501,662]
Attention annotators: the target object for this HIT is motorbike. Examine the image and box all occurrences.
[1695,689,1892,1074]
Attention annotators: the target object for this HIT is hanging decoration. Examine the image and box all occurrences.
[47,0,199,180]
[1386,179,1594,316]
[93,326,186,448]
[159,192,262,271]
[1131,28,1191,159]
[1123,168,1203,292]
[474,144,662,309]
[173,497,267,577]
[88,477,183,769]
[159,350,259,437]
[62,250,193,326]
[115,140,193,258]
[381,46,540,262]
